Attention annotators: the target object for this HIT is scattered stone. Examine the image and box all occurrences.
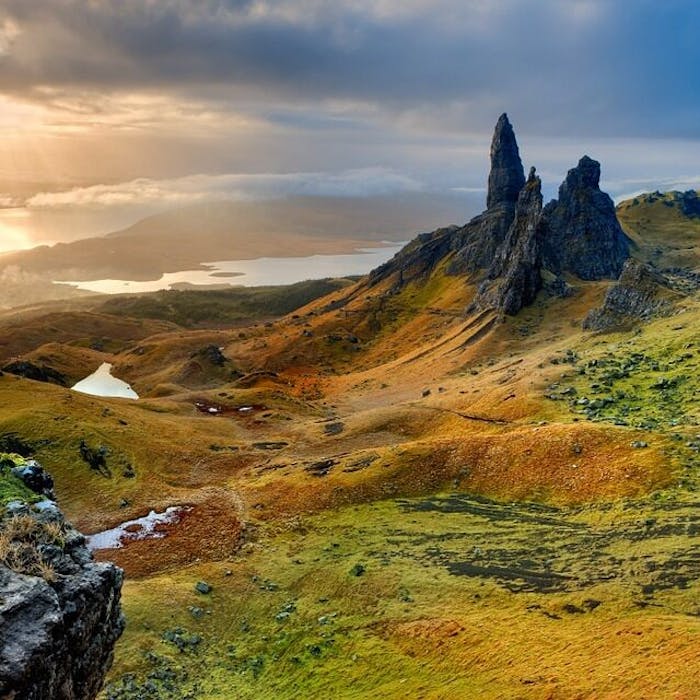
[194,581,212,595]
[349,563,366,577]
[188,606,205,619]
[305,459,337,477]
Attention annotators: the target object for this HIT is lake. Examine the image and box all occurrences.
[61,243,404,294]
[72,362,139,399]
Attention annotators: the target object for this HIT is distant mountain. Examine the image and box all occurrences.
[0,193,474,283]
[368,113,630,317]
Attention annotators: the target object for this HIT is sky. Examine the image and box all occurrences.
[0,0,700,250]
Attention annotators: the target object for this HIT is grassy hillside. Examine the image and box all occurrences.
[96,278,358,329]
[617,190,700,268]
[0,191,697,698]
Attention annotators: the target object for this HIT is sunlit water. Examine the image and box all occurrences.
[60,243,405,294]
[86,506,191,551]
[71,362,139,399]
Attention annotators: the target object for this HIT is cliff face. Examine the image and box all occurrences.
[540,156,630,280]
[471,167,544,315]
[0,459,124,700]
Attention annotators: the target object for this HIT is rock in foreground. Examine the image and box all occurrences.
[0,457,124,700]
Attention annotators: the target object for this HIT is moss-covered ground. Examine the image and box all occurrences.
[0,453,38,506]
[102,492,699,699]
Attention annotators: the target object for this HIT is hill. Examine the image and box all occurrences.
[0,116,698,699]
[0,193,468,284]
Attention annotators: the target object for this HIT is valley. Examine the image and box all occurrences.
[1,116,699,699]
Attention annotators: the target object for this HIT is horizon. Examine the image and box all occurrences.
[0,1,700,252]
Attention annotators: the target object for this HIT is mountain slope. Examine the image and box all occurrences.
[1,117,699,700]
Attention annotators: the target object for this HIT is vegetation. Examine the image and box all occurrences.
[103,494,700,699]
[1,191,698,697]
[0,454,38,507]
[97,278,357,328]
[0,453,65,582]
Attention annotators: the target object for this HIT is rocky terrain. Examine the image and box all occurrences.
[0,457,124,699]
[371,114,630,317]
[0,115,697,699]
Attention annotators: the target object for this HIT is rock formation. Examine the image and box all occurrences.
[471,167,544,315]
[0,458,124,699]
[486,113,526,210]
[447,112,525,275]
[369,114,631,317]
[369,113,524,287]
[540,156,630,280]
[583,259,675,331]
[677,189,700,218]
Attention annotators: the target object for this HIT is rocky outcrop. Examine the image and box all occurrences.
[540,156,630,280]
[583,259,675,331]
[2,361,67,386]
[368,115,630,317]
[0,459,124,699]
[677,190,700,218]
[471,168,544,315]
[487,113,526,210]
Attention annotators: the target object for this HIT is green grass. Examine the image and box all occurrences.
[102,490,700,699]
[0,453,40,507]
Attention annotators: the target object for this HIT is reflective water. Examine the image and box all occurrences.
[61,243,404,294]
[86,506,190,551]
[71,362,139,399]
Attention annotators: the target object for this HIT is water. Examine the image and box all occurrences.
[71,362,139,399]
[86,506,190,551]
[60,243,405,294]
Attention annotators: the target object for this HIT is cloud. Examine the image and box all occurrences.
[0,0,698,141]
[25,168,423,209]
[0,18,19,55]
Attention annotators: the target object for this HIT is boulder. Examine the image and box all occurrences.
[0,460,124,699]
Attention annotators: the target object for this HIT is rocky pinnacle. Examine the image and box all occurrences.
[486,113,526,210]
[540,155,630,280]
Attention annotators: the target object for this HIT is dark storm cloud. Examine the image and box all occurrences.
[1,0,699,139]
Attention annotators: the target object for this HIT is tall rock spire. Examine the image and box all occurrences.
[486,113,526,210]
[471,166,544,315]
[540,155,630,280]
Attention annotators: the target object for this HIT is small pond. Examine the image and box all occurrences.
[72,362,139,399]
[86,506,191,551]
